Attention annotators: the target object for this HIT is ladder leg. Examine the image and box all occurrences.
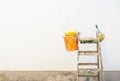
[77,64,79,81]
[98,42,105,81]
[100,52,105,81]
[77,53,79,81]
[97,55,100,81]
[97,36,100,81]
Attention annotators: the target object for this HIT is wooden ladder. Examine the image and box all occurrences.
[77,32,105,81]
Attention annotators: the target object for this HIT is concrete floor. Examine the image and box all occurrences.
[0,71,119,81]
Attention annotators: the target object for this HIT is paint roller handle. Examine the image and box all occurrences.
[95,25,100,33]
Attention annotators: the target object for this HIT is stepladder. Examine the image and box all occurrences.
[77,32,105,81]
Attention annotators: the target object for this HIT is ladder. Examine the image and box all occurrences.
[77,32,105,81]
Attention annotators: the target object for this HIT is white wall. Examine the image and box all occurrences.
[0,0,120,71]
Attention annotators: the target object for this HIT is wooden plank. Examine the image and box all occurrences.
[78,63,98,65]
[78,51,99,55]
[78,68,99,71]
[80,38,98,41]
[79,38,98,44]
[78,74,98,77]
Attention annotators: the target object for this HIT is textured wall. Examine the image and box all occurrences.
[0,0,120,71]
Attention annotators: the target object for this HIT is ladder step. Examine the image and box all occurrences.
[78,63,98,65]
[78,74,98,77]
[78,68,99,74]
[78,51,99,55]
[79,38,98,44]
[77,68,99,77]
[78,68,99,71]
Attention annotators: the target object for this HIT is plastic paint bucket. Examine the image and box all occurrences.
[64,35,78,51]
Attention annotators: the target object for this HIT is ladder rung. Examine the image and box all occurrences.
[78,68,99,71]
[77,68,99,77]
[78,63,98,65]
[78,74,98,77]
[78,51,98,55]
[80,38,98,41]
[79,38,98,44]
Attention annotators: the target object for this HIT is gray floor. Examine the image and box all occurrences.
[104,71,120,81]
[0,71,119,81]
